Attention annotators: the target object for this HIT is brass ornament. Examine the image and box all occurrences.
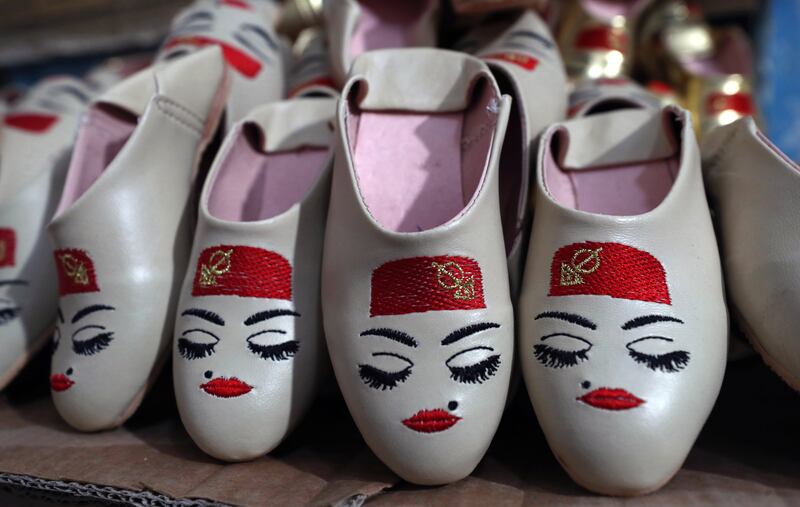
[432,261,476,301]
[60,254,89,285]
[560,247,603,286]
[199,249,233,287]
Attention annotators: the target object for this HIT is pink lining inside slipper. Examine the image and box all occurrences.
[207,125,329,222]
[543,117,681,216]
[349,0,433,59]
[55,106,136,217]
[347,80,496,232]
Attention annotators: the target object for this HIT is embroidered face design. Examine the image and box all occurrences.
[174,244,322,457]
[530,241,689,411]
[160,0,277,80]
[0,228,25,327]
[50,249,113,393]
[4,80,91,135]
[177,244,297,398]
[356,256,505,434]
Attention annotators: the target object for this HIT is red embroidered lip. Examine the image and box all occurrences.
[163,36,262,78]
[4,113,59,133]
[578,388,644,411]
[402,409,461,433]
[50,374,74,392]
[200,377,253,398]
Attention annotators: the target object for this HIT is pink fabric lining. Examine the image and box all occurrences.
[55,106,136,217]
[543,132,679,216]
[207,126,329,222]
[349,0,432,60]
[348,80,496,232]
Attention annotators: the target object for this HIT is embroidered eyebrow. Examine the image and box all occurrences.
[622,315,684,330]
[508,30,554,48]
[360,328,418,348]
[0,280,28,286]
[244,309,300,326]
[58,308,64,324]
[534,311,596,330]
[182,308,225,326]
[239,23,278,51]
[441,322,500,346]
[72,304,115,324]
[176,11,213,27]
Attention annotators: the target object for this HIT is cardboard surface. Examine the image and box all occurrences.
[0,347,798,506]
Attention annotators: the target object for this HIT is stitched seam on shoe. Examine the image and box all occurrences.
[704,122,740,172]
[154,97,203,134]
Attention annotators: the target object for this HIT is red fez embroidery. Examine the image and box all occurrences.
[4,113,59,133]
[483,52,539,71]
[549,242,670,304]
[370,256,486,317]
[0,229,15,268]
[706,91,754,116]
[54,249,100,296]
[163,36,262,79]
[575,26,628,52]
[192,245,292,299]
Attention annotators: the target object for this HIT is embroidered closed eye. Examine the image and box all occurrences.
[0,306,20,325]
[533,333,592,368]
[358,352,413,391]
[445,346,501,384]
[178,328,219,360]
[626,336,690,373]
[72,325,114,356]
[247,340,299,361]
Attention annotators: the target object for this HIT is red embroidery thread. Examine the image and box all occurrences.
[575,26,628,52]
[402,408,461,433]
[219,0,252,10]
[548,242,670,304]
[4,113,58,133]
[163,36,262,78]
[483,52,539,71]
[192,245,292,299]
[0,228,16,268]
[370,256,486,317]
[54,249,100,296]
[577,388,645,410]
[706,91,754,116]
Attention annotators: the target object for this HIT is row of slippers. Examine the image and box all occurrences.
[1,0,795,498]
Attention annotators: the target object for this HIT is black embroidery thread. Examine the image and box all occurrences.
[182,308,225,326]
[360,328,418,348]
[247,340,299,361]
[534,311,597,330]
[627,349,690,373]
[358,352,413,391]
[178,337,216,360]
[0,307,20,325]
[441,322,501,346]
[244,309,300,326]
[533,343,590,368]
[448,354,501,384]
[71,304,115,324]
[72,332,114,356]
[621,314,684,330]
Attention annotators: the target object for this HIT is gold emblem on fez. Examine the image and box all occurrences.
[200,249,233,287]
[432,261,476,301]
[60,254,89,285]
[0,240,6,263]
[560,247,602,286]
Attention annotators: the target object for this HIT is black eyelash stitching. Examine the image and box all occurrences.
[0,307,20,325]
[628,350,690,373]
[73,332,114,356]
[178,338,216,360]
[247,340,299,361]
[533,344,589,368]
[448,355,501,384]
[358,364,411,391]
[52,329,60,355]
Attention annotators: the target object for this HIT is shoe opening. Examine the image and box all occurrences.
[543,108,683,216]
[346,75,500,232]
[207,123,330,222]
[350,0,435,60]
[54,104,137,218]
